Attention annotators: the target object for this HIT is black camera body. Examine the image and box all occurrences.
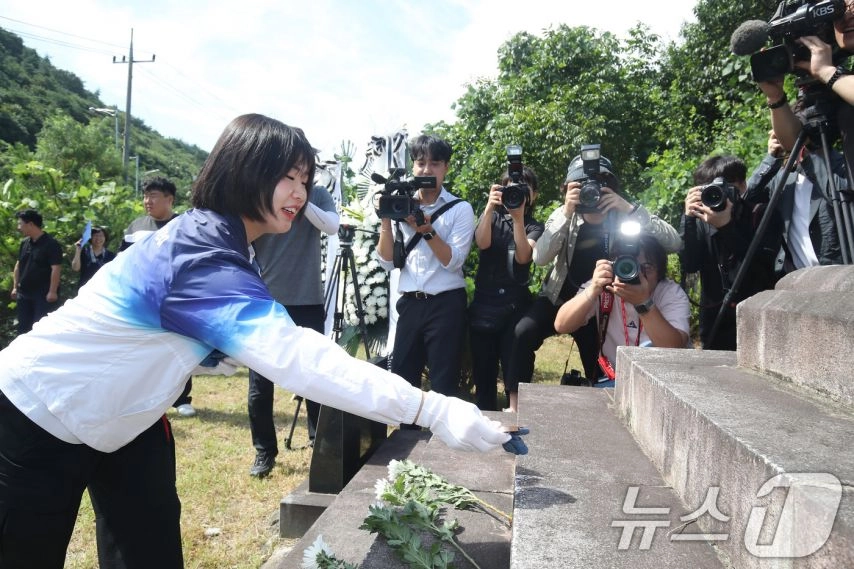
[372,169,435,225]
[502,144,529,210]
[610,221,642,285]
[700,177,738,212]
[576,144,611,213]
[750,0,844,82]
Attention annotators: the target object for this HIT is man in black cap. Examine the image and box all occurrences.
[504,151,681,410]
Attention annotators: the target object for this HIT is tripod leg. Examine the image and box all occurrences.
[284,396,303,450]
[344,248,372,359]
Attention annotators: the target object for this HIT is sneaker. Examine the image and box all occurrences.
[250,452,276,478]
[176,403,197,417]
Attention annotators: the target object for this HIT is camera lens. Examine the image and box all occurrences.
[700,184,726,212]
[578,180,601,208]
[502,184,526,209]
[613,255,641,284]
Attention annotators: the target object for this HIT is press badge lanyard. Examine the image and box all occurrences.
[597,292,643,380]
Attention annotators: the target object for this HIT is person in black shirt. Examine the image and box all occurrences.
[11,209,63,334]
[680,154,783,350]
[468,166,544,410]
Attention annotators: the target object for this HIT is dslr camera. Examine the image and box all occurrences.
[610,220,642,285]
[501,144,529,210]
[372,169,436,225]
[700,177,738,212]
[564,144,617,213]
[749,0,845,82]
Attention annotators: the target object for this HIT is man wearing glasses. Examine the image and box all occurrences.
[554,234,690,386]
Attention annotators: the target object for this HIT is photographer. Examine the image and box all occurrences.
[746,126,845,270]
[680,154,783,350]
[469,165,544,411]
[554,235,690,385]
[376,135,475,399]
[504,153,681,412]
[754,3,854,158]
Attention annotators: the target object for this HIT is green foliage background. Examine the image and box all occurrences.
[0,0,809,347]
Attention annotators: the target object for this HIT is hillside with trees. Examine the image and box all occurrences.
[0,26,208,345]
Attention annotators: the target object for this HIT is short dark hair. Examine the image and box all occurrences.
[16,209,43,228]
[501,165,539,193]
[92,226,109,243]
[191,114,316,222]
[639,235,668,283]
[143,176,177,197]
[693,155,747,186]
[408,135,452,163]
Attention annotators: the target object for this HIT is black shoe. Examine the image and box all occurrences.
[249,452,276,478]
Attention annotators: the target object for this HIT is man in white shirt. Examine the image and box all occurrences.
[376,135,475,399]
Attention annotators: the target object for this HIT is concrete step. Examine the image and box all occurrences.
[513,383,725,568]
[737,265,854,408]
[266,413,516,569]
[615,347,854,569]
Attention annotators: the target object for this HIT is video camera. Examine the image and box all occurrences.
[700,177,739,212]
[501,144,530,210]
[610,220,642,285]
[371,169,436,225]
[731,0,846,82]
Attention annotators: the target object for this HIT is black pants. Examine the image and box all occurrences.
[173,377,192,407]
[247,304,323,455]
[15,292,57,335]
[0,391,182,569]
[391,288,467,396]
[506,295,600,392]
[469,300,532,411]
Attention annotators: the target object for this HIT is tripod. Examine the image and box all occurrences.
[706,102,854,347]
[284,225,374,449]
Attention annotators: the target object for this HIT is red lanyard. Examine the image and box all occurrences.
[619,298,643,347]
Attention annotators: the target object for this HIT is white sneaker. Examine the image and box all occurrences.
[176,403,197,417]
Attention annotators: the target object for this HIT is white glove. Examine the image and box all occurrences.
[414,391,511,452]
[191,356,241,377]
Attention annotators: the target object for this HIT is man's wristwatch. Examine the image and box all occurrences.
[422,230,435,241]
[634,297,654,315]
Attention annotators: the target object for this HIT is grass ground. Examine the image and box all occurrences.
[65,334,580,568]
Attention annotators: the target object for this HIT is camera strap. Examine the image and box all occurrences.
[398,198,464,258]
[595,290,643,381]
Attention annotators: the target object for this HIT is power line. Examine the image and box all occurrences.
[1,26,115,56]
[0,16,125,49]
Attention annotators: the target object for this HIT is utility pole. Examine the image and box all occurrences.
[113,29,155,178]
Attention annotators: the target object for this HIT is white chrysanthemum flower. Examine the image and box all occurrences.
[375,295,388,307]
[377,306,388,318]
[387,459,406,480]
[365,296,377,307]
[374,478,390,501]
[367,259,379,271]
[359,285,372,298]
[301,535,332,569]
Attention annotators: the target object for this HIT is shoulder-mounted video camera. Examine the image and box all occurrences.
[737,0,846,82]
[565,144,619,214]
[501,144,530,210]
[700,177,738,212]
[610,220,643,285]
[371,169,435,225]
